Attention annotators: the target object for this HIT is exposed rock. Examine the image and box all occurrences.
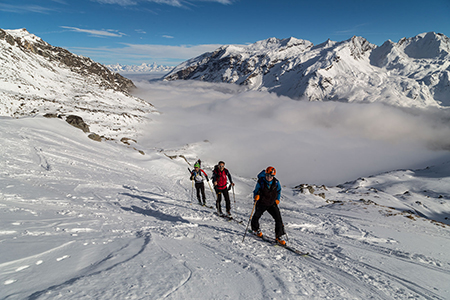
[121,137,137,145]
[88,133,102,142]
[43,113,62,118]
[66,115,90,133]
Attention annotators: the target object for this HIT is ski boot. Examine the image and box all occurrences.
[253,230,263,238]
[275,237,286,246]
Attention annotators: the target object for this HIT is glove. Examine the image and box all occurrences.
[276,199,280,205]
[254,195,260,201]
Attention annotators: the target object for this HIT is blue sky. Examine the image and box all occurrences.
[1,0,449,66]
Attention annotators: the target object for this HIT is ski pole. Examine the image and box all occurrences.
[232,185,236,210]
[284,226,290,243]
[188,167,194,203]
[207,181,215,196]
[242,200,257,242]
[191,180,194,203]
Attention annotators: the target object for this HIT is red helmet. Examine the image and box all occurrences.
[265,166,276,176]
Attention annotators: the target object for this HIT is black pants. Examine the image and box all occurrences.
[216,187,231,214]
[195,182,206,204]
[251,204,285,238]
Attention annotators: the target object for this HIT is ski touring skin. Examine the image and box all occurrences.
[248,230,309,256]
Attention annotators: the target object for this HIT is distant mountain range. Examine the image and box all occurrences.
[164,32,450,108]
[0,28,156,139]
[106,62,174,74]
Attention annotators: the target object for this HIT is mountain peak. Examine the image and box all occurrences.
[399,31,450,59]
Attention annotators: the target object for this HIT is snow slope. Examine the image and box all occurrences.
[1,114,449,299]
[1,28,450,300]
[164,32,450,108]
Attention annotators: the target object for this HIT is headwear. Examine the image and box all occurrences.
[265,166,276,176]
[194,162,200,168]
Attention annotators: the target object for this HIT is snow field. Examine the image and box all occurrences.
[1,116,450,299]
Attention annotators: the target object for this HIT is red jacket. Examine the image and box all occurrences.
[212,167,233,190]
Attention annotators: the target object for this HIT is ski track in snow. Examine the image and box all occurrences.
[1,117,450,299]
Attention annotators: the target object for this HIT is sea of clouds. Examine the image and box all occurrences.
[131,79,450,186]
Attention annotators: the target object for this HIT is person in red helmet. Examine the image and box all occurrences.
[251,166,286,245]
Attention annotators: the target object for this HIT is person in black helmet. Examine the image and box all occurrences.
[211,161,234,216]
[251,166,286,245]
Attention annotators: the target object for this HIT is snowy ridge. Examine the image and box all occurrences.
[0,28,156,140]
[106,62,174,74]
[165,32,450,108]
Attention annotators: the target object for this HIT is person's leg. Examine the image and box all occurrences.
[223,188,231,214]
[200,183,206,204]
[267,205,285,238]
[195,183,202,204]
[251,205,266,232]
[216,189,223,214]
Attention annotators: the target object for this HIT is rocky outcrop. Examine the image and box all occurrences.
[66,115,90,133]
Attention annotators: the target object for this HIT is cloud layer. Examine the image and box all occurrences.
[131,80,450,186]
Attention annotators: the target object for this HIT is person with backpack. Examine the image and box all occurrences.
[190,162,209,206]
[251,166,286,245]
[212,161,234,216]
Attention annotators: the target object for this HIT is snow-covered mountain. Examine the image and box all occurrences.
[1,27,450,299]
[106,62,174,74]
[164,32,450,108]
[0,28,156,140]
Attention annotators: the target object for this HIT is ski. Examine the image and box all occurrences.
[248,230,309,256]
[199,203,214,209]
[215,212,244,224]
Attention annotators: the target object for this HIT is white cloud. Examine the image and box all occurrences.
[162,35,174,39]
[94,0,138,5]
[65,43,222,65]
[0,3,55,14]
[91,0,233,7]
[120,43,221,58]
[60,26,126,38]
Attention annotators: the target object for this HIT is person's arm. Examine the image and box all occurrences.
[276,180,282,204]
[226,169,234,185]
[211,170,217,185]
[201,169,209,181]
[253,181,261,200]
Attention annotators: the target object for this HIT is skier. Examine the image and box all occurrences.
[190,162,209,205]
[212,161,234,216]
[251,166,286,245]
